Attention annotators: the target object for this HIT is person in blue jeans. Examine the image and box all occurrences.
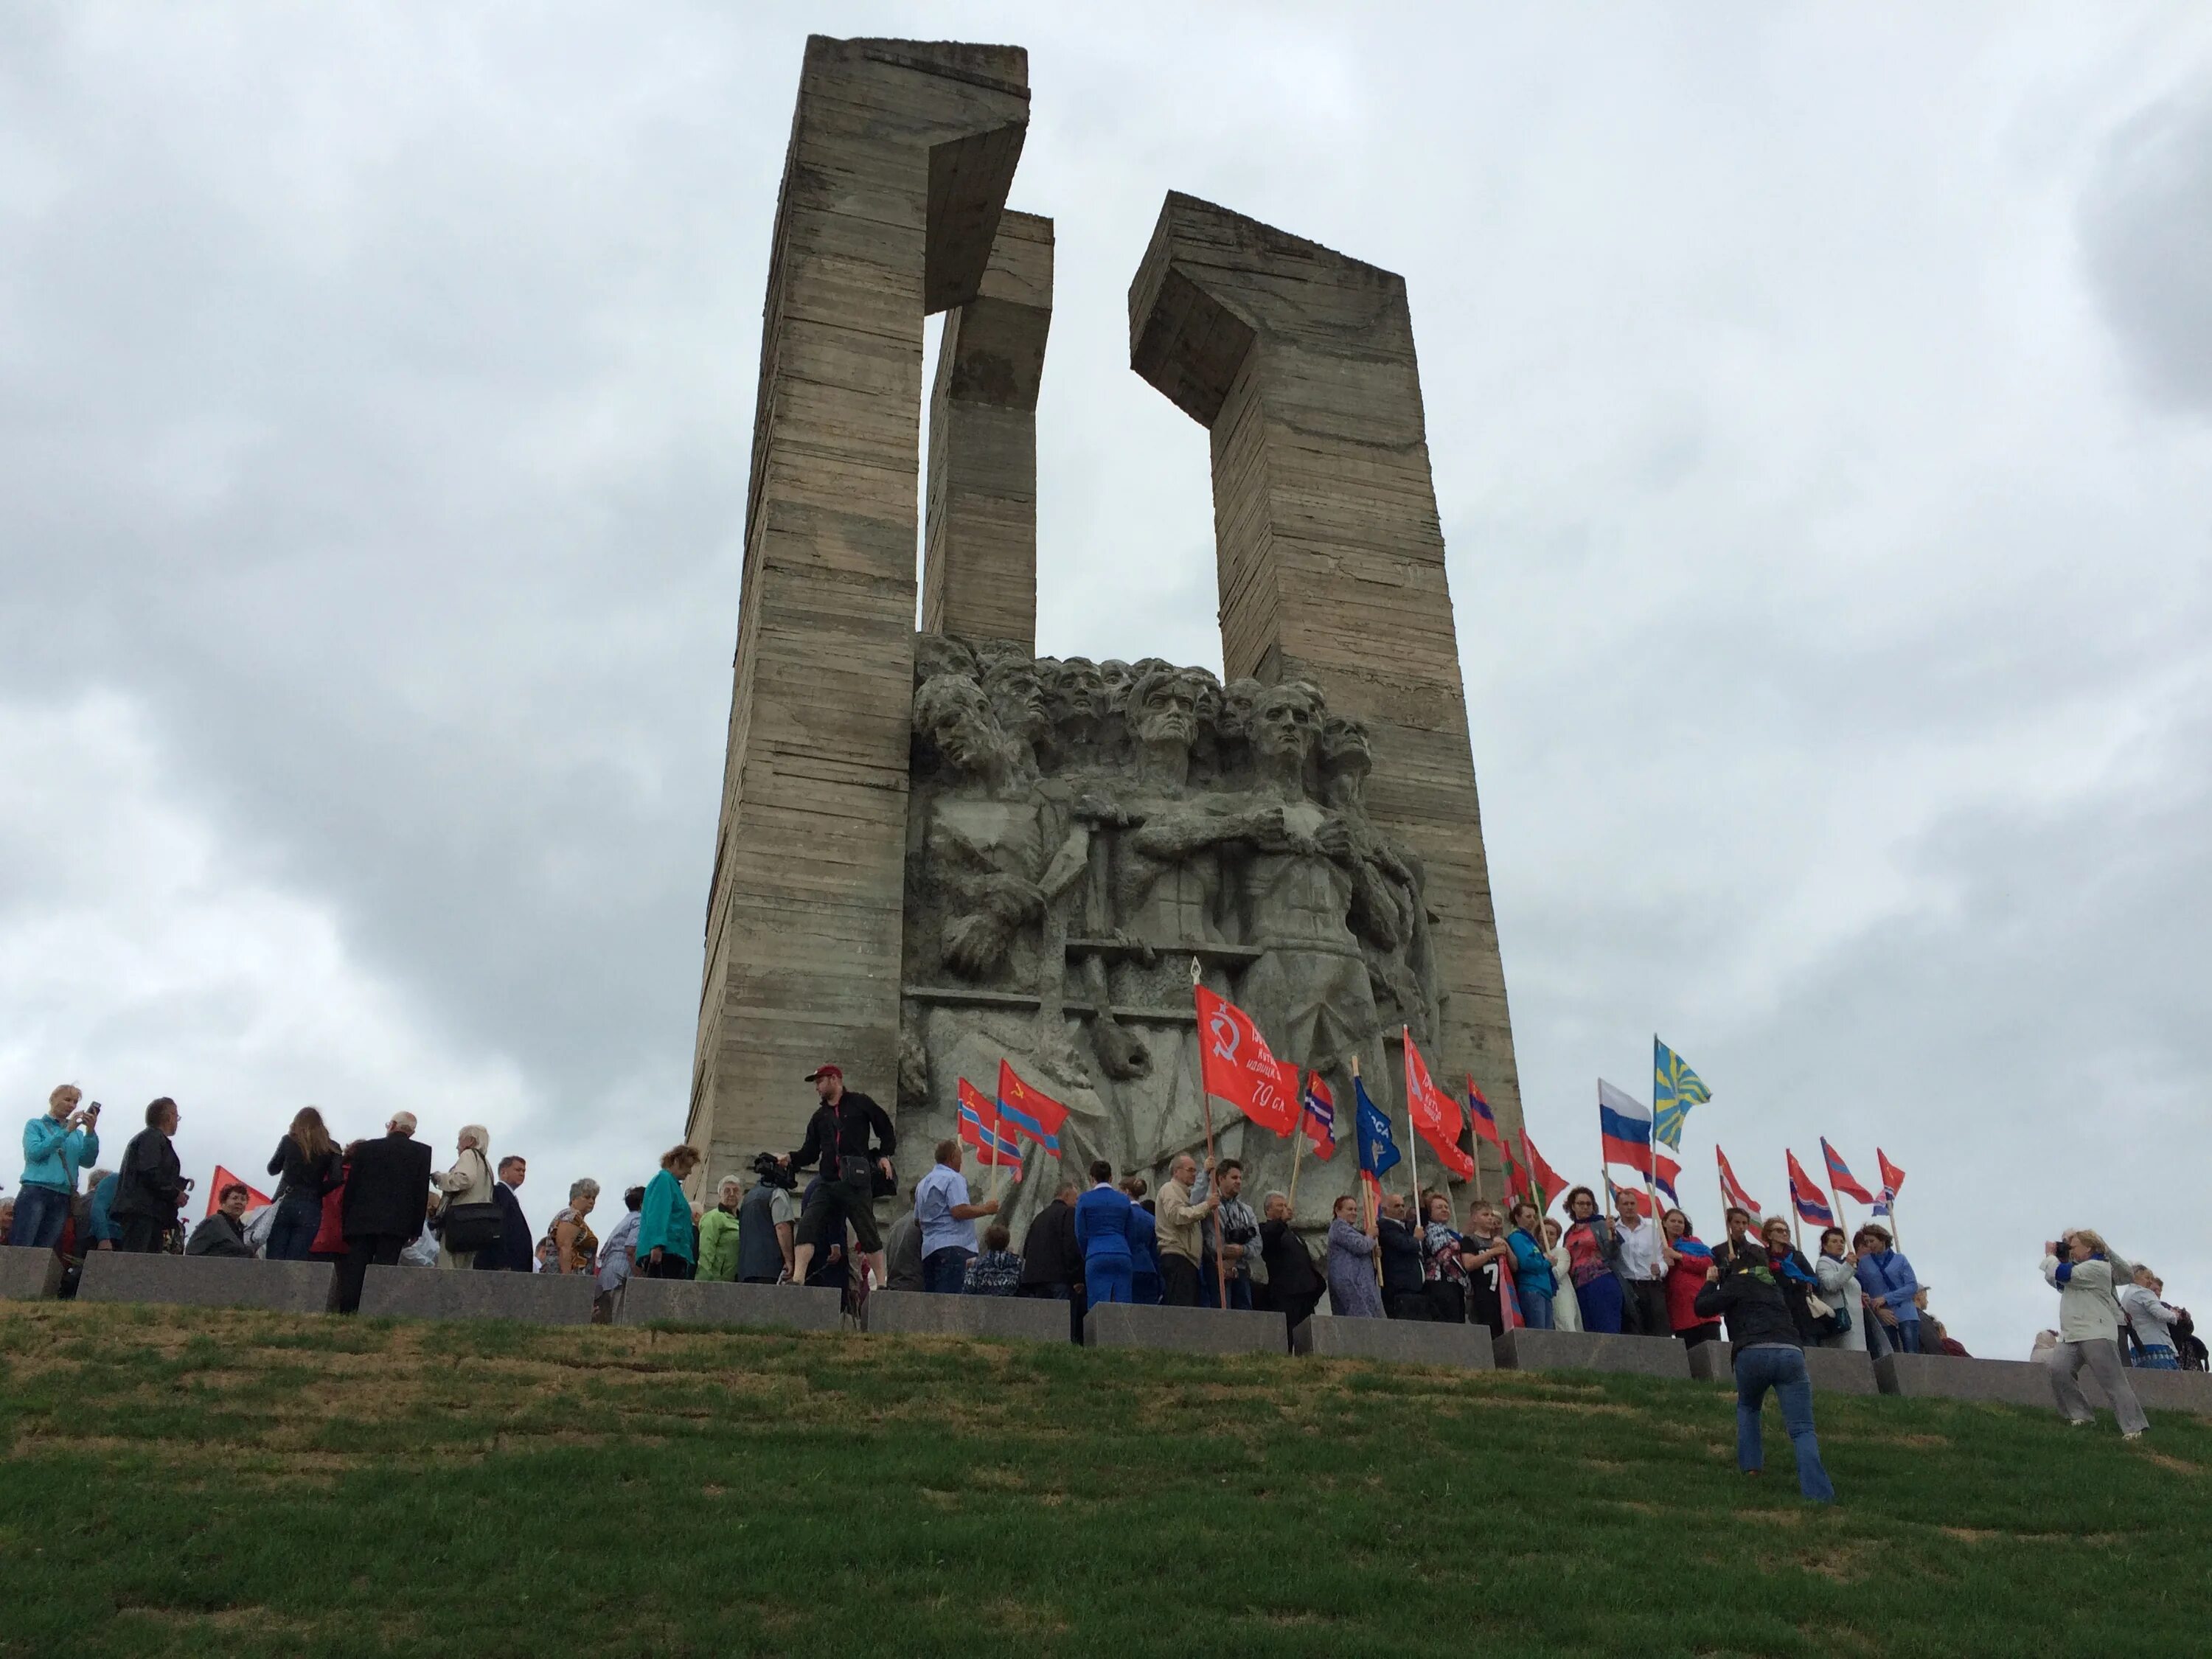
[1853,1225,1921,1354]
[1074,1161,1135,1305]
[1694,1251,1837,1504]
[12,1085,100,1251]
[1504,1200,1556,1329]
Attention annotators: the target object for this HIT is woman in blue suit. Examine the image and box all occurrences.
[1074,1161,1135,1304]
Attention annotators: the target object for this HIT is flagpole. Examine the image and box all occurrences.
[1349,1053,1382,1290]
[1399,1030,1424,1222]
[1287,1125,1305,1211]
[1787,1157,1802,1255]
[1192,957,1228,1310]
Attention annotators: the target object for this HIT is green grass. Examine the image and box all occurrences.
[1,1304,2205,1658]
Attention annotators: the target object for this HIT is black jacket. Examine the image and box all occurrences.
[1018,1197,1079,1289]
[341,1132,434,1242]
[266,1136,342,1204]
[787,1091,896,1175]
[1693,1257,1804,1349]
[111,1128,188,1222]
[473,1183,536,1272]
[1378,1217,1426,1295]
[187,1213,253,1258]
[1260,1218,1323,1300]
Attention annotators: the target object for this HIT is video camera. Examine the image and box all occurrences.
[751,1151,796,1191]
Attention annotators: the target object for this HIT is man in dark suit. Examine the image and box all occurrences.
[473,1155,535,1273]
[338,1112,434,1312]
[1017,1175,1083,1342]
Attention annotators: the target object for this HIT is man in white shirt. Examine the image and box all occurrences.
[913,1139,998,1294]
[1614,1189,1668,1338]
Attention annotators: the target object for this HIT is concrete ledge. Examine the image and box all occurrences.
[359,1267,594,1325]
[865,1289,1070,1343]
[616,1279,844,1332]
[78,1251,333,1315]
[1876,1352,2055,1408]
[1292,1315,1494,1370]
[0,1245,63,1301]
[1494,1328,1689,1379]
[2075,1363,2212,1417]
[1686,1340,1881,1396]
[1084,1301,1285,1356]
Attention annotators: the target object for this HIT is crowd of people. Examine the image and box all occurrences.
[10,1075,2200,1501]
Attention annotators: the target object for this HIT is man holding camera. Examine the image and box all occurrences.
[782,1064,896,1293]
[11,1085,102,1251]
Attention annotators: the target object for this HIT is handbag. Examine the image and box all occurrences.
[439,1201,504,1255]
[1804,1290,1851,1338]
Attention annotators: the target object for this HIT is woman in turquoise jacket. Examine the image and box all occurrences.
[637,1144,701,1279]
[1504,1200,1557,1329]
[13,1085,100,1251]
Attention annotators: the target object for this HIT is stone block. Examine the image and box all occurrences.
[1494,1328,1690,1379]
[2078,1361,2212,1417]
[1686,1340,1881,1396]
[358,1267,595,1326]
[0,1245,63,1301]
[1083,1301,1285,1357]
[77,1251,333,1315]
[1875,1352,2056,1408]
[1291,1315,1493,1370]
[616,1278,845,1333]
[865,1289,1070,1343]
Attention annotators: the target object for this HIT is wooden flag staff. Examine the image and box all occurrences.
[1193,956,1228,1310]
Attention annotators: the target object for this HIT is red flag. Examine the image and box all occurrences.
[1194,985,1299,1135]
[205,1167,273,1219]
[996,1060,1070,1156]
[1877,1149,1906,1199]
[1820,1138,1874,1204]
[957,1079,1023,1167]
[1519,1129,1564,1215]
[1402,1030,1474,1180]
[1786,1150,1834,1226]
[1715,1144,1763,1219]
[1464,1076,1503,1150]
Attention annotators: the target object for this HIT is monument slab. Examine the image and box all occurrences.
[1495,1329,1689,1380]
[866,1288,1070,1343]
[1084,1302,1284,1357]
[1875,1352,2056,1408]
[1686,1340,1881,1396]
[0,1245,63,1301]
[616,1279,844,1333]
[358,1267,594,1326]
[78,1251,333,1316]
[1292,1315,1493,1370]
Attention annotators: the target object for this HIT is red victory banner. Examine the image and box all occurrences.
[1194,984,1298,1135]
[1402,1029,1475,1180]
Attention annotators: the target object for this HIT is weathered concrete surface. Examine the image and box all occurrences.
[1128,192,1521,1172]
[78,1251,333,1315]
[690,35,1031,1183]
[358,1267,595,1326]
[1687,1340,1881,1396]
[1495,1329,1689,1379]
[2074,1360,2212,1417]
[923,210,1051,649]
[1292,1315,1493,1370]
[1084,1301,1285,1356]
[616,1279,845,1332]
[1875,1352,2057,1408]
[866,1288,1069,1343]
[0,1245,63,1301]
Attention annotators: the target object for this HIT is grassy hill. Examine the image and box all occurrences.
[1,1303,2205,1658]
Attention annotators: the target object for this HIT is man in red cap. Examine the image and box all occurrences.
[782,1064,897,1293]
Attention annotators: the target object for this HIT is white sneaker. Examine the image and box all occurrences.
[2124,1430,2145,1441]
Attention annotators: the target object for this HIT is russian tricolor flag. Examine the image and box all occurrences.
[1597,1080,1653,1178]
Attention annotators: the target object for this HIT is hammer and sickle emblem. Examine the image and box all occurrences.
[1208,1009,1241,1065]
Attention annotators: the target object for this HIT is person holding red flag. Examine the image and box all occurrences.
[1403,1032,1474,1181]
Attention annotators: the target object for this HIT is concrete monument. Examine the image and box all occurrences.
[692,39,1520,1251]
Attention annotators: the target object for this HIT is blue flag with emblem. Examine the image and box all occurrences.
[1354,1076,1400,1187]
[1652,1036,1710,1152]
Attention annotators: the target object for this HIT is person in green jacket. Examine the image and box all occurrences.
[637,1144,700,1279]
[695,1176,744,1283]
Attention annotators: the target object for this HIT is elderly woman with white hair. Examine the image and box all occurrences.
[545,1177,600,1275]
[434,1124,494,1269]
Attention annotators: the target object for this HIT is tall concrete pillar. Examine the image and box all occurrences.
[922,210,1052,650]
[691,38,1029,1172]
[1127,191,1524,1154]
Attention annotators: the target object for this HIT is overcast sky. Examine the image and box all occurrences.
[4,4,2208,1356]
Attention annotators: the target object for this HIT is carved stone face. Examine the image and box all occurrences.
[1097,660,1134,712]
[1252,684,1323,765]
[983,661,1051,745]
[1319,714,1374,797]
[1217,678,1265,744]
[1128,667,1203,751]
[1052,656,1107,726]
[916,676,1006,775]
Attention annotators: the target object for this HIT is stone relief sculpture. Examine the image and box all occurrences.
[900,635,1447,1237]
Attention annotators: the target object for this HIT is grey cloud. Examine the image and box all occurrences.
[2081,78,2212,416]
